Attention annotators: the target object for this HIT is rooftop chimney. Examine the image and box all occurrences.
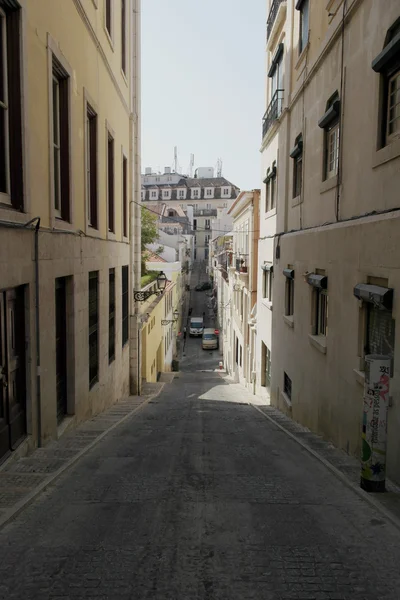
[145,167,152,175]
[164,167,171,174]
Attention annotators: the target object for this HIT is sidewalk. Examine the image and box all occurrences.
[220,372,400,530]
[0,382,164,530]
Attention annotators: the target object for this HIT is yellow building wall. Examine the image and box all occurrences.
[25,0,130,238]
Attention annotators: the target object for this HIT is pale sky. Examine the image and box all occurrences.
[141,0,267,190]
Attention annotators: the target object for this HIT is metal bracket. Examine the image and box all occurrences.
[133,290,162,302]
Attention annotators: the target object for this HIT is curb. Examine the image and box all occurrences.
[249,403,400,533]
[0,383,165,531]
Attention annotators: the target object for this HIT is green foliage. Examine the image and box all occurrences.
[141,207,158,250]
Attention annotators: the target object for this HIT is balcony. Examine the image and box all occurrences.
[262,89,284,139]
[266,0,287,49]
[235,258,248,275]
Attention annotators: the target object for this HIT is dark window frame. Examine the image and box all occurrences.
[121,0,126,74]
[291,134,303,199]
[107,131,114,233]
[105,0,112,39]
[109,268,115,363]
[372,18,400,148]
[314,288,328,336]
[122,265,129,346]
[89,271,99,389]
[284,372,292,400]
[52,56,71,222]
[122,154,128,237]
[285,278,294,316]
[86,104,98,228]
[297,0,309,55]
[0,4,23,211]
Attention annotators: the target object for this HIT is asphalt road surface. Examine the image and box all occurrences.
[0,265,400,599]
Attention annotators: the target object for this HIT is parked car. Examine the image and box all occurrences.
[195,282,212,291]
[202,328,219,350]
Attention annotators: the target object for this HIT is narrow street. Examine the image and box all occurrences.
[0,271,400,599]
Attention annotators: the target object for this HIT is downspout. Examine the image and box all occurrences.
[129,0,142,395]
[34,219,41,446]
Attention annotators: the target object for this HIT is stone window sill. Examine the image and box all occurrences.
[262,300,273,311]
[281,391,292,409]
[283,314,294,328]
[292,194,302,207]
[308,334,327,354]
[320,174,338,194]
[353,368,365,387]
[265,207,277,219]
[372,138,400,169]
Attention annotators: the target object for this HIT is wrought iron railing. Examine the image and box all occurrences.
[267,0,284,41]
[262,89,284,139]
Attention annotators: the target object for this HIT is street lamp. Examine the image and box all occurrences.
[134,271,168,302]
[161,309,179,326]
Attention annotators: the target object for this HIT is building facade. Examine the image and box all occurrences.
[141,167,240,263]
[212,192,260,386]
[264,0,400,483]
[0,0,139,462]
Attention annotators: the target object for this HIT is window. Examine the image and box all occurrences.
[206,203,211,209]
[122,265,129,346]
[290,134,303,198]
[262,265,273,303]
[194,236,197,246]
[206,188,212,196]
[261,343,271,388]
[105,0,112,38]
[194,249,197,259]
[193,219,197,230]
[89,271,99,388]
[269,43,284,100]
[178,189,185,198]
[163,190,171,199]
[365,303,395,374]
[109,269,115,362]
[285,277,294,316]
[372,19,400,147]
[168,210,174,217]
[52,57,71,221]
[122,155,128,237]
[284,372,292,400]
[151,190,157,198]
[107,131,114,232]
[205,219,210,229]
[264,162,277,212]
[297,0,309,55]
[141,190,145,200]
[387,72,400,140]
[192,188,199,198]
[205,234,210,244]
[121,0,126,74]
[0,5,23,210]
[319,92,340,180]
[315,289,328,336]
[205,248,209,260]
[86,104,98,228]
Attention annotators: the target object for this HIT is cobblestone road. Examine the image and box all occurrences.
[0,290,400,598]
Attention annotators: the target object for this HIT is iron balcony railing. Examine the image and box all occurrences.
[267,0,284,41]
[262,89,284,139]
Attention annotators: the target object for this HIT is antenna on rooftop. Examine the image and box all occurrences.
[173,146,179,173]
[216,157,223,177]
[189,153,194,177]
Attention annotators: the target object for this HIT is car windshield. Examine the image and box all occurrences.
[203,334,216,340]
[191,322,202,328]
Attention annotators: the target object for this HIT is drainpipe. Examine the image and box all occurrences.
[34,219,42,446]
[129,0,142,395]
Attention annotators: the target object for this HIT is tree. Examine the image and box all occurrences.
[141,207,161,276]
[141,207,158,250]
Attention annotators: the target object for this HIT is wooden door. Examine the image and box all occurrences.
[5,288,26,449]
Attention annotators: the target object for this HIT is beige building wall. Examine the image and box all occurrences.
[265,0,400,483]
[0,0,137,458]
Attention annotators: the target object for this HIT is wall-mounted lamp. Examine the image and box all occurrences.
[134,271,168,302]
[161,309,179,326]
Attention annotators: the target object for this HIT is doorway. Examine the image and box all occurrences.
[55,278,68,424]
[0,287,26,462]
